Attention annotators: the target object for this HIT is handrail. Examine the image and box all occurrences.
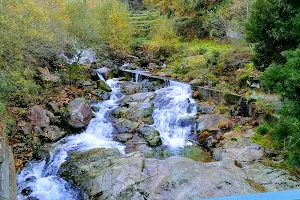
[199,189,300,200]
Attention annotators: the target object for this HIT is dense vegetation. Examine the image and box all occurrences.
[0,0,132,106]
[1,0,300,169]
[245,0,300,69]
[247,0,300,167]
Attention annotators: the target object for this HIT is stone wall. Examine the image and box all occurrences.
[119,69,253,116]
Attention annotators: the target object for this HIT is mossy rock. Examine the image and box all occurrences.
[97,80,112,92]
[139,126,162,147]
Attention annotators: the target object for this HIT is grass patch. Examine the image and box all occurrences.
[182,39,233,53]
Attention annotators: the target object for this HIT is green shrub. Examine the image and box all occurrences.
[256,125,270,135]
[260,47,300,167]
[261,47,300,100]
[174,15,208,40]
[66,63,86,84]
[148,17,180,59]
[0,68,41,107]
[205,50,220,67]
[245,0,300,68]
[92,0,133,54]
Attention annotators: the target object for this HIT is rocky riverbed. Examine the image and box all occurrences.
[12,66,300,200]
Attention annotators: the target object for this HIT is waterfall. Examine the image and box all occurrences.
[62,50,96,65]
[135,73,141,82]
[17,79,124,200]
[96,69,106,81]
[152,80,197,148]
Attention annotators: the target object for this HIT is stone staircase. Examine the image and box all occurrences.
[130,10,159,37]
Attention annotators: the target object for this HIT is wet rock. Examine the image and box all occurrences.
[27,106,51,128]
[38,125,67,142]
[90,69,99,81]
[100,92,110,100]
[112,107,130,119]
[64,98,93,129]
[21,187,33,196]
[120,82,143,95]
[113,118,139,134]
[91,105,100,112]
[97,67,113,80]
[60,148,121,184]
[141,79,161,92]
[97,80,112,92]
[33,143,53,161]
[139,126,162,147]
[116,134,134,143]
[61,151,257,199]
[197,104,216,114]
[131,92,155,103]
[197,114,230,132]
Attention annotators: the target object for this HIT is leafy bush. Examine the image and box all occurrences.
[261,47,300,100]
[205,50,221,67]
[174,15,208,40]
[65,63,86,84]
[92,0,133,54]
[245,0,300,69]
[202,11,227,39]
[256,125,271,135]
[148,17,180,59]
[0,68,41,107]
[260,47,300,167]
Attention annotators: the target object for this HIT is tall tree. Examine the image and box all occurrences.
[245,0,300,69]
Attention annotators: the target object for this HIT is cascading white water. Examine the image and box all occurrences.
[62,49,97,65]
[135,73,141,83]
[17,79,124,200]
[96,70,106,81]
[152,80,197,148]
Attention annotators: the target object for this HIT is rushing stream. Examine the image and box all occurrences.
[152,80,197,148]
[17,68,198,199]
[17,79,125,200]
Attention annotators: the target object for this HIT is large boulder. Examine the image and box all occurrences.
[113,118,139,134]
[60,148,121,184]
[242,163,300,191]
[60,150,259,200]
[27,106,52,128]
[37,125,66,142]
[139,126,162,147]
[39,74,61,88]
[197,114,230,132]
[46,102,60,115]
[120,82,143,95]
[97,67,113,80]
[118,92,155,124]
[97,80,112,92]
[64,98,93,129]
[213,130,264,162]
